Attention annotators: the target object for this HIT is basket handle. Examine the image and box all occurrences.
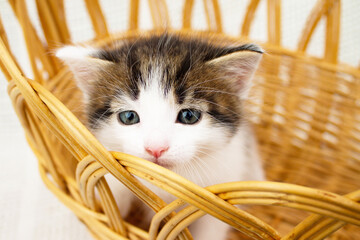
[128,0,140,30]
[36,0,71,45]
[241,0,261,38]
[182,0,223,32]
[0,15,23,81]
[148,0,170,29]
[8,0,57,82]
[267,0,281,45]
[84,0,110,39]
[297,0,341,63]
[241,0,281,45]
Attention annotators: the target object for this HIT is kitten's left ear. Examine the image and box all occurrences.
[206,44,263,98]
[56,46,112,97]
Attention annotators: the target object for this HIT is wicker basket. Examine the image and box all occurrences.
[1,0,359,239]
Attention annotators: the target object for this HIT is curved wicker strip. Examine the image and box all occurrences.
[267,0,281,45]
[148,0,170,29]
[241,0,261,37]
[129,0,140,30]
[158,210,205,240]
[77,158,102,207]
[78,158,127,236]
[76,155,193,240]
[41,159,152,240]
[84,0,109,39]
[96,178,127,236]
[182,0,195,29]
[297,0,333,52]
[202,0,222,32]
[153,188,360,239]
[283,190,360,239]
[149,200,187,239]
[86,168,107,210]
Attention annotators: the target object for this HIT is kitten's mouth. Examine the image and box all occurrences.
[151,158,174,169]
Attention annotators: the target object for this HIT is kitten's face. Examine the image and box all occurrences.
[94,75,228,168]
[57,34,262,169]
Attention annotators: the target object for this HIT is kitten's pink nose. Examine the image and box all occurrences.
[145,146,169,158]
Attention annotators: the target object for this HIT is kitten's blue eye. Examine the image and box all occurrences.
[118,111,140,125]
[177,109,201,125]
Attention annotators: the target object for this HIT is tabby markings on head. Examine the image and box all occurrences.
[74,34,263,133]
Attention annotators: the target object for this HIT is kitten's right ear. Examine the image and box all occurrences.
[56,46,111,95]
[205,44,263,99]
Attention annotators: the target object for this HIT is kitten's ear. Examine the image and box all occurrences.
[206,44,263,98]
[56,46,112,95]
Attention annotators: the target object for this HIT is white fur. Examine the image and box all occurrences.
[56,46,110,99]
[56,46,98,60]
[93,67,264,239]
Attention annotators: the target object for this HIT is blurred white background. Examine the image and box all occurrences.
[0,0,359,239]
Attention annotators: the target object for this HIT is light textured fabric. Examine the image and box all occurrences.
[0,81,92,240]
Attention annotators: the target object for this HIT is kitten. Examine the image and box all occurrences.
[57,33,264,240]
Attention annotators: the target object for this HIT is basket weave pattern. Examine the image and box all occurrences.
[1,0,359,239]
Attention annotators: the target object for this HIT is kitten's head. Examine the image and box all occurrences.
[56,33,262,169]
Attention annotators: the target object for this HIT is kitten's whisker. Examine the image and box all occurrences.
[197,144,246,173]
[89,107,114,127]
[188,158,206,187]
[196,148,217,160]
[125,37,141,62]
[192,155,220,185]
[193,154,215,174]
[181,157,206,187]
